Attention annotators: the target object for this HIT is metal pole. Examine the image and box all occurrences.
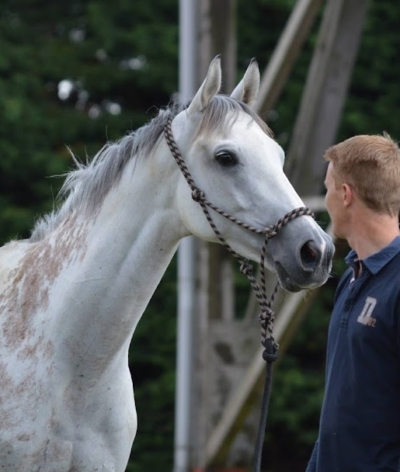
[173,0,197,471]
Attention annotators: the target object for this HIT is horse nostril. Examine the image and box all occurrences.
[300,240,320,270]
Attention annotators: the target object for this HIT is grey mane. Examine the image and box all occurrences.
[30,95,272,242]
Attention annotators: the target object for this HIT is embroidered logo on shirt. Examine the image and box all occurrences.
[357,296,377,327]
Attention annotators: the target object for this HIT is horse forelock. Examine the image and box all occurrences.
[197,95,273,139]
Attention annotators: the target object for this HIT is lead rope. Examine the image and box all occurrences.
[164,117,314,472]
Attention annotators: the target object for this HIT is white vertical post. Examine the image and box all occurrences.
[173,0,198,471]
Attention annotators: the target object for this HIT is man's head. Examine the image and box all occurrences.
[324,133,400,218]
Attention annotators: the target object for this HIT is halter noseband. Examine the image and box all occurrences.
[164,116,314,472]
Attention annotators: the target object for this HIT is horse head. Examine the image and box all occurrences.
[170,57,334,292]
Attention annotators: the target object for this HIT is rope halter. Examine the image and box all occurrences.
[164,116,314,356]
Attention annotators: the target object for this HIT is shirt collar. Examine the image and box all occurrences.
[345,235,400,275]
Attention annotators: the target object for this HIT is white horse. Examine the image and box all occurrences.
[0,57,334,471]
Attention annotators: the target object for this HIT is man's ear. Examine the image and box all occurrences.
[343,183,353,207]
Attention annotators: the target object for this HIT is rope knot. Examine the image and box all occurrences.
[264,226,278,239]
[191,188,205,202]
[240,261,254,277]
[262,338,279,363]
[258,307,274,326]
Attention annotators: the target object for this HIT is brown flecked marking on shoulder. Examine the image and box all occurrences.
[0,214,89,350]
[44,340,55,358]
[0,362,14,401]
[42,438,73,468]
[15,336,54,361]
[0,362,34,429]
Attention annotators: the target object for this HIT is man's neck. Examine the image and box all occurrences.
[346,211,399,260]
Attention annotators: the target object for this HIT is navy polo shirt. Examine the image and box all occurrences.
[307,236,400,472]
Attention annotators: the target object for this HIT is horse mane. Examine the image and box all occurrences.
[29,95,272,242]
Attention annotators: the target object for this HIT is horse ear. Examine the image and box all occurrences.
[187,56,222,115]
[230,58,260,107]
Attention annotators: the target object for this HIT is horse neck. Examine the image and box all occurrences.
[49,147,185,378]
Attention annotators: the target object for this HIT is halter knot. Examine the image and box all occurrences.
[192,188,205,202]
[258,306,274,326]
[240,261,254,277]
[263,226,278,239]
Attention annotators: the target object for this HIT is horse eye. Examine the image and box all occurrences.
[215,150,237,167]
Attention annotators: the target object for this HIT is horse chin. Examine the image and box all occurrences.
[278,277,303,293]
[274,262,305,293]
[274,261,330,293]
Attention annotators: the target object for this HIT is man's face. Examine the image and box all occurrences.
[324,162,347,239]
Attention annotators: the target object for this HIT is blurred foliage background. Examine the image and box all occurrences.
[0,0,399,471]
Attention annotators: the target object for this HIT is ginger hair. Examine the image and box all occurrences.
[324,133,400,216]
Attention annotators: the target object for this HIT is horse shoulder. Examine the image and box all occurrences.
[0,240,30,291]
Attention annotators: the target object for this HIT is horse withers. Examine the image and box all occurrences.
[0,57,334,471]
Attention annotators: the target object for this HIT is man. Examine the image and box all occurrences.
[307,133,400,472]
